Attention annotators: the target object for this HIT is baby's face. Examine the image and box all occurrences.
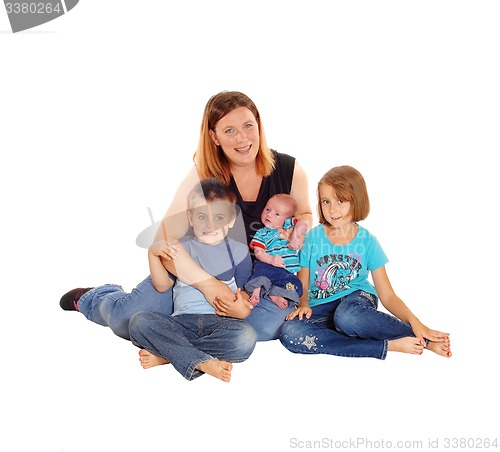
[188,200,235,245]
[261,197,290,229]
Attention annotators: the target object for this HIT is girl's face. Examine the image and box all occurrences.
[209,107,260,168]
[188,200,235,245]
[318,183,353,229]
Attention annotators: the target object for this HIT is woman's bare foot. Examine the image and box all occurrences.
[426,339,452,358]
[138,349,170,369]
[388,337,425,355]
[197,359,233,382]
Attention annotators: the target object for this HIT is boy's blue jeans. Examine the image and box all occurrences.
[77,275,292,342]
[129,311,257,380]
[77,276,173,339]
[279,290,414,359]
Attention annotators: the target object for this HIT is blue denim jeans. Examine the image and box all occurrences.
[334,290,414,341]
[245,296,295,341]
[129,311,257,381]
[279,290,414,359]
[77,275,173,339]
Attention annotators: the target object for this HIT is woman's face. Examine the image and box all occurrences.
[209,107,260,168]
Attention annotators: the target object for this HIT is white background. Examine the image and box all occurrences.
[1,1,499,451]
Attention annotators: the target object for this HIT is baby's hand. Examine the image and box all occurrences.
[270,255,286,268]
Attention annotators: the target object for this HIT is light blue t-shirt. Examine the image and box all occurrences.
[172,235,252,316]
[299,224,388,307]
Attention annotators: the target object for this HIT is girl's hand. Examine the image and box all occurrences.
[213,289,253,319]
[149,240,179,261]
[411,321,450,343]
[286,305,312,321]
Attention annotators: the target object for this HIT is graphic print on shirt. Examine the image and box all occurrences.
[311,253,362,300]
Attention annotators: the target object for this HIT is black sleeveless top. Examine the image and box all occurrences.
[228,150,295,248]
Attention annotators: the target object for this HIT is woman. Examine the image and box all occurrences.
[60,91,312,341]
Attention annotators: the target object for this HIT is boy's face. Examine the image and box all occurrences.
[188,200,236,245]
[261,197,291,229]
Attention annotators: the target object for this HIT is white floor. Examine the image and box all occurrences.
[2,2,499,451]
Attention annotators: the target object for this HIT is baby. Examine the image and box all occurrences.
[245,193,309,309]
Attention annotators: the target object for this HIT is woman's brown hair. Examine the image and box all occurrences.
[194,91,275,185]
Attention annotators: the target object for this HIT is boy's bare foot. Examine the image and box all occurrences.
[388,337,425,355]
[426,339,452,358]
[197,359,233,382]
[138,349,170,369]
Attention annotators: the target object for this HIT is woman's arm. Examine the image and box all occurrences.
[154,166,236,303]
[290,161,313,229]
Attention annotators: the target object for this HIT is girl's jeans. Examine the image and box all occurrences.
[77,275,173,340]
[279,290,414,359]
[129,311,257,380]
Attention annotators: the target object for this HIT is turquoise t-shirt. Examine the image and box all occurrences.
[299,224,388,307]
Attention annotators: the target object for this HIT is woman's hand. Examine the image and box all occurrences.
[278,227,293,241]
[287,235,305,250]
[213,289,253,319]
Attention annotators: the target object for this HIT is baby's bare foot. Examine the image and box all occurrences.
[426,339,452,358]
[248,288,261,306]
[197,359,233,382]
[388,337,424,355]
[138,349,170,369]
[269,294,289,309]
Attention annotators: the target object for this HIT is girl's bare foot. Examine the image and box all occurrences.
[138,349,170,369]
[197,359,233,382]
[388,337,425,355]
[426,339,452,358]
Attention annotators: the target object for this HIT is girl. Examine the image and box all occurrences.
[279,165,451,359]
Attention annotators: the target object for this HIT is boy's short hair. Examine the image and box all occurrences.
[187,178,237,215]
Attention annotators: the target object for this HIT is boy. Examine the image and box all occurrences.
[129,179,257,382]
